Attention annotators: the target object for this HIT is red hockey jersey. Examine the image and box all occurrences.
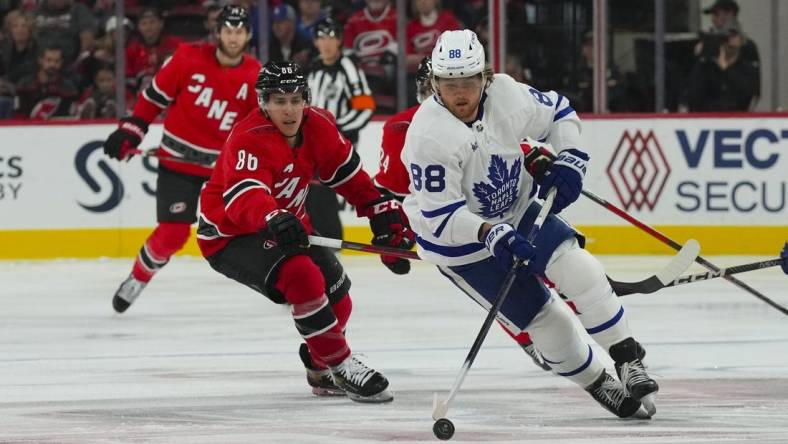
[373,105,419,197]
[406,11,461,56]
[197,106,381,257]
[132,42,262,177]
[343,5,397,68]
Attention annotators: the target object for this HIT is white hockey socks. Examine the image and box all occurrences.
[528,297,604,388]
[545,238,632,350]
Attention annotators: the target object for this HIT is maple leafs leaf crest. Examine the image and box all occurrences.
[472,155,521,218]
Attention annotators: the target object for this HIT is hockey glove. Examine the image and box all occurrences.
[484,223,536,272]
[104,116,148,160]
[359,196,416,275]
[265,210,310,257]
[781,242,788,274]
[537,148,588,214]
[521,144,554,181]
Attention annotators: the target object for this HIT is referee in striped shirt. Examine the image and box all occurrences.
[305,17,376,240]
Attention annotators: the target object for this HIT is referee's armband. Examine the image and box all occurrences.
[350,95,376,111]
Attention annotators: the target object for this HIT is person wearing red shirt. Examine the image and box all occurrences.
[405,0,460,72]
[197,61,415,402]
[103,6,262,314]
[125,7,183,94]
[343,0,398,111]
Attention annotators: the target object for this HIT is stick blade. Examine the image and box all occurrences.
[656,239,700,285]
[432,393,449,420]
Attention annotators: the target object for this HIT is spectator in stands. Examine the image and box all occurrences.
[77,62,128,119]
[344,0,397,112]
[405,0,459,72]
[269,4,312,69]
[561,31,626,112]
[202,4,221,45]
[93,15,131,65]
[15,45,79,119]
[2,9,38,84]
[686,20,758,112]
[296,0,326,44]
[701,0,760,107]
[34,0,97,66]
[125,7,181,94]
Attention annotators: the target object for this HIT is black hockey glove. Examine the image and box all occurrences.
[265,210,310,257]
[359,196,416,275]
[104,116,148,160]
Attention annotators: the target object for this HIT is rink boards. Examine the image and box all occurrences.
[0,114,786,258]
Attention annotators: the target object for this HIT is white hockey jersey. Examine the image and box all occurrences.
[401,73,582,266]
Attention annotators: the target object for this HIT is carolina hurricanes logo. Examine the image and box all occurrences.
[355,31,394,57]
[412,30,441,52]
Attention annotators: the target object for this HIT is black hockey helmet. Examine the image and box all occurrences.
[415,56,433,103]
[216,5,251,32]
[416,56,432,85]
[255,61,311,106]
[314,17,343,39]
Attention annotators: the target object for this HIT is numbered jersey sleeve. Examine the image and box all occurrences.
[403,133,485,247]
[514,78,582,153]
[374,106,418,197]
[218,132,278,232]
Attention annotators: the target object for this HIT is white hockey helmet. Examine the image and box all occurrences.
[431,30,485,79]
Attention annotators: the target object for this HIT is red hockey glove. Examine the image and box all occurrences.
[359,196,416,275]
[265,210,310,257]
[104,116,148,160]
[521,143,553,181]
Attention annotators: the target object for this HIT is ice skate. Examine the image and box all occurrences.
[610,338,659,416]
[112,274,147,313]
[330,355,393,403]
[521,342,552,372]
[299,344,345,396]
[586,370,651,419]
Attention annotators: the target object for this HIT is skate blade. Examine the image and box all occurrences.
[312,387,346,397]
[347,388,393,403]
[627,404,653,420]
[639,393,657,417]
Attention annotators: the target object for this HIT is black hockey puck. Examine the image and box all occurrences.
[433,418,455,440]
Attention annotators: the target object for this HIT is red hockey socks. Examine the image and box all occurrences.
[275,256,351,368]
[131,222,191,282]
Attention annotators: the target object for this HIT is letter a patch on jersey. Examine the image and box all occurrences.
[472,155,521,218]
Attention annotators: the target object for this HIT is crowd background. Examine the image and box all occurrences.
[0,0,784,121]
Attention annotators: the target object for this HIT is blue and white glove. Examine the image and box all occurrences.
[484,223,536,272]
[537,148,589,214]
[780,241,788,274]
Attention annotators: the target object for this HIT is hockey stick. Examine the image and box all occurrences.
[130,148,214,167]
[632,256,787,292]
[306,236,701,297]
[430,188,557,435]
[523,146,788,315]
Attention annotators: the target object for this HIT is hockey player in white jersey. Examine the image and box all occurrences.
[402,29,658,418]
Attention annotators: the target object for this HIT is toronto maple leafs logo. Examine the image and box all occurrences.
[472,155,521,218]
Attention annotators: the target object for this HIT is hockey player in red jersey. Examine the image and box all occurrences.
[196,61,416,402]
[103,6,262,313]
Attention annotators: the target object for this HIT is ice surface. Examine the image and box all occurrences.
[1,255,786,443]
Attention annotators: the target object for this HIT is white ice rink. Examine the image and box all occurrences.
[1,254,786,443]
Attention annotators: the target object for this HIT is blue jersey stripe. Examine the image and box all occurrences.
[553,106,575,122]
[586,306,625,334]
[557,345,593,377]
[416,237,486,257]
[421,200,466,218]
